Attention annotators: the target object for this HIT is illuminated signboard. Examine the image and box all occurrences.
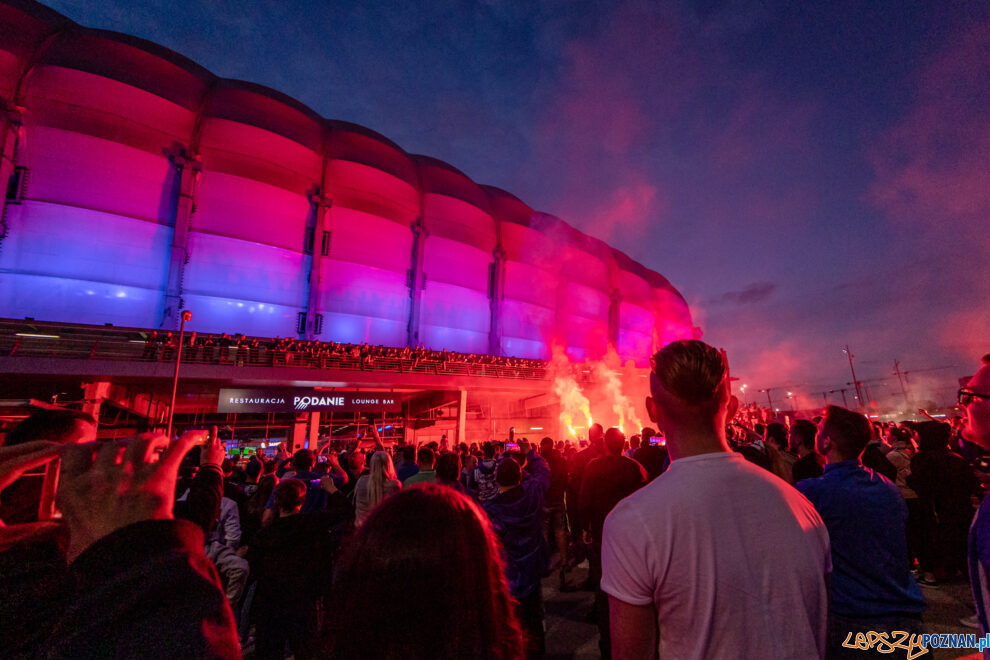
[218,388,401,414]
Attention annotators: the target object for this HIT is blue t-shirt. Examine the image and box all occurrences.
[969,495,990,647]
[396,462,419,484]
[797,459,924,618]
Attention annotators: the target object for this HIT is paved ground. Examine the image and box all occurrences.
[543,562,983,659]
[241,560,983,658]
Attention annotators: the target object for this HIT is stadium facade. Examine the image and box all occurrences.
[0,0,694,367]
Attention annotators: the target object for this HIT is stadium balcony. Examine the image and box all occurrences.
[0,318,550,381]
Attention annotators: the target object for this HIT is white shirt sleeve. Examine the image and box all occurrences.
[601,503,655,606]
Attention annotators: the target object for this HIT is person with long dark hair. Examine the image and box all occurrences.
[323,484,524,659]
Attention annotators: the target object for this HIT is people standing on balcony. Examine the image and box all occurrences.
[218,333,232,364]
[185,331,198,362]
[199,333,215,363]
[160,331,176,362]
[142,330,159,360]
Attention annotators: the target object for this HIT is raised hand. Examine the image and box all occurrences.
[0,441,64,549]
[57,430,207,562]
[200,426,224,468]
[0,440,62,493]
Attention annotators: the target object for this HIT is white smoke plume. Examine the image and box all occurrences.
[549,344,592,438]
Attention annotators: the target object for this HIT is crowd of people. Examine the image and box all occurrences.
[0,341,988,659]
[141,330,547,372]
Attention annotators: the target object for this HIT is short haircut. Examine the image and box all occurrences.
[888,426,914,446]
[402,444,417,462]
[436,452,461,483]
[4,409,95,446]
[482,442,496,459]
[765,423,788,450]
[274,479,307,512]
[822,406,871,459]
[495,458,521,488]
[244,458,262,479]
[629,434,641,449]
[417,447,436,467]
[539,437,554,453]
[604,427,625,456]
[791,420,817,452]
[915,421,951,452]
[641,427,655,442]
[292,448,315,472]
[651,340,727,405]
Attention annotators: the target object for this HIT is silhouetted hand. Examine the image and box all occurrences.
[0,441,64,549]
[200,426,224,469]
[58,430,206,562]
[0,440,61,493]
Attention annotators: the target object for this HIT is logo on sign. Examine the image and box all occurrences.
[293,396,345,410]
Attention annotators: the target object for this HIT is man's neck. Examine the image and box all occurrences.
[665,425,731,461]
[826,450,858,465]
[963,427,990,451]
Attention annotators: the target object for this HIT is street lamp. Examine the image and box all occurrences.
[166,309,192,439]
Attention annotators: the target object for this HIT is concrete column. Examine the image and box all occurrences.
[162,152,201,329]
[291,417,307,453]
[407,219,428,347]
[457,388,467,446]
[81,381,111,425]
[488,246,506,356]
[0,110,19,206]
[0,108,22,254]
[307,411,321,450]
[608,290,621,349]
[304,190,331,339]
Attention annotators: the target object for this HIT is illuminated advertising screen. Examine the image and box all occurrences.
[217,388,401,414]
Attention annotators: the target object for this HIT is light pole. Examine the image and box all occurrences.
[843,345,864,411]
[893,360,911,407]
[760,388,774,410]
[166,309,192,439]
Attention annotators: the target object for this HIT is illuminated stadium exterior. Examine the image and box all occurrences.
[0,0,694,367]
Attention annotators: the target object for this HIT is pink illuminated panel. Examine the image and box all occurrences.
[419,236,492,352]
[0,9,694,353]
[318,210,412,346]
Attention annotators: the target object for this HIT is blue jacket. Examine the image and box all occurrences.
[482,451,552,598]
[797,460,924,618]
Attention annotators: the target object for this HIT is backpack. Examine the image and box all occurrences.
[473,459,500,502]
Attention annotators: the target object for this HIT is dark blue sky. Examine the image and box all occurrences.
[49,0,990,407]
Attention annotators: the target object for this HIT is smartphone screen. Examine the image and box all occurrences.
[506,442,519,451]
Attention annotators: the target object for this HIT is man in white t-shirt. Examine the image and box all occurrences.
[602,340,831,660]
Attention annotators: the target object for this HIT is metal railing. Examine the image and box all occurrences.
[0,319,550,381]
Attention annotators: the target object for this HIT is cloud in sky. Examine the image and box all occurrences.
[45,0,990,403]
